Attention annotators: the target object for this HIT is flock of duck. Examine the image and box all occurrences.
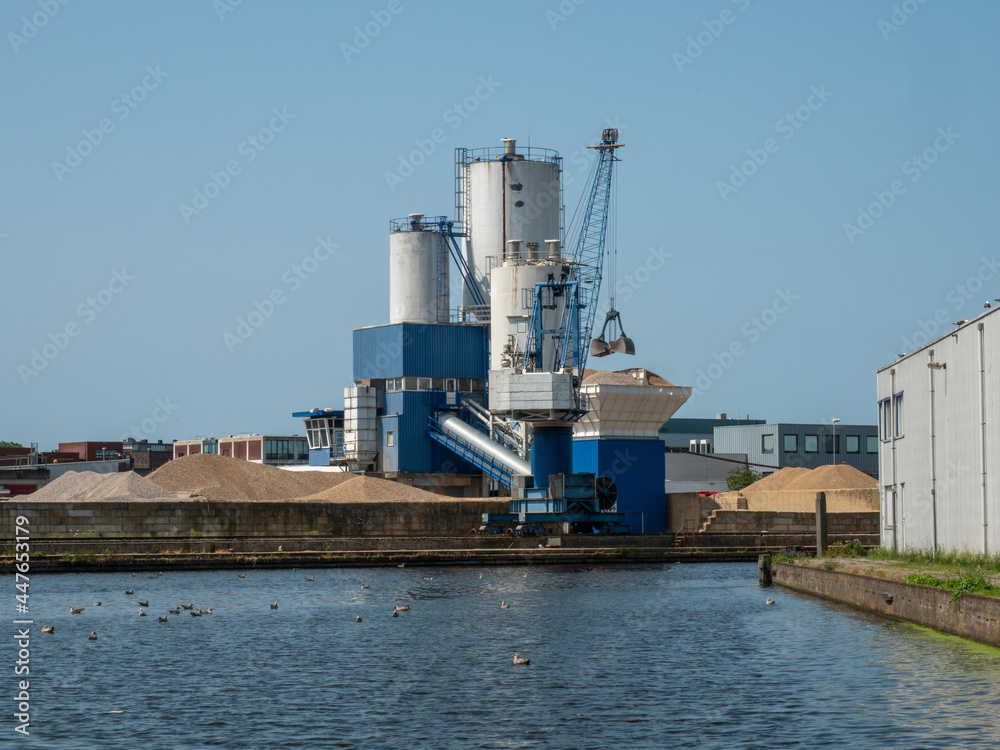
[43,568,534,664]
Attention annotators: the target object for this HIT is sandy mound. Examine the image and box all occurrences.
[28,471,176,502]
[298,476,446,502]
[582,369,675,387]
[782,464,878,492]
[743,467,813,493]
[149,453,353,501]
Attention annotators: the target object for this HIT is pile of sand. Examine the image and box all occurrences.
[782,464,878,492]
[28,471,178,503]
[298,476,445,503]
[148,453,445,502]
[742,467,812,493]
[582,369,675,387]
[149,453,353,501]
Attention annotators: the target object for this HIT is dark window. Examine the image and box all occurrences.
[893,392,904,437]
[846,435,860,454]
[762,434,774,453]
[783,434,798,452]
[805,435,818,453]
[824,435,840,454]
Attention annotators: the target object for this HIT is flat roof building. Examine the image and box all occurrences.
[713,422,878,477]
[877,305,1000,553]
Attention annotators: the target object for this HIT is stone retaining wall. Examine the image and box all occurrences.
[5,500,510,538]
[773,562,1000,648]
[701,510,878,535]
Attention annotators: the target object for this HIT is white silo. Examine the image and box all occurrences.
[460,139,562,314]
[489,241,567,373]
[388,214,449,324]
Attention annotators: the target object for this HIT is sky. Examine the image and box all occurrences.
[3,0,998,450]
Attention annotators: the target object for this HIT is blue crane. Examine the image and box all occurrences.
[554,128,632,376]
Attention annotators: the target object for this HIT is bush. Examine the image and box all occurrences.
[726,466,763,492]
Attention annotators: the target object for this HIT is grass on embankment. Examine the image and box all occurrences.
[775,541,1000,599]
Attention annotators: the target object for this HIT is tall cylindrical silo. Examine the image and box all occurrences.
[462,139,561,311]
[388,214,449,324]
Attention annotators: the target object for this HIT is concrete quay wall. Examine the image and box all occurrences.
[5,500,510,538]
[773,562,1000,649]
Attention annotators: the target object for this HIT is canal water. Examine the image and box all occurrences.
[8,562,1000,749]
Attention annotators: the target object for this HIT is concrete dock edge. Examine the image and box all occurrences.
[773,562,1000,648]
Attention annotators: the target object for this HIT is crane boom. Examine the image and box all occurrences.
[559,129,622,375]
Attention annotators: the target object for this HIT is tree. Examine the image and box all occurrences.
[0,441,23,448]
[726,466,762,492]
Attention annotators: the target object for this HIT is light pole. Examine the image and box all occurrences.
[832,418,840,465]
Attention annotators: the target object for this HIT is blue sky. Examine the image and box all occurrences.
[2,0,997,450]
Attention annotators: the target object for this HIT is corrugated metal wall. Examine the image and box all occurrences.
[878,308,1000,552]
[353,323,487,380]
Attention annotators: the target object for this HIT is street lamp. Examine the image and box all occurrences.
[832,418,840,465]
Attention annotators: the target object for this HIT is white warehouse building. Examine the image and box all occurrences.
[876,305,1000,553]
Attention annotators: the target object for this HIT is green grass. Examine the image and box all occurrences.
[871,547,1000,576]
[905,569,1000,600]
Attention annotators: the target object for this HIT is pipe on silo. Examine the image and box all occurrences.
[507,240,522,263]
[502,138,516,157]
[545,239,561,261]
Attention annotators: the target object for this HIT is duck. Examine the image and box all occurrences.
[355,615,362,623]
[765,597,775,606]
[513,653,530,665]
[41,626,54,634]
[158,615,168,623]
[198,609,212,615]
[305,576,314,581]
[138,600,149,607]
[190,610,202,617]
[125,590,134,595]
[69,606,83,614]
[181,603,194,610]
[391,610,399,618]
[423,577,434,581]
[237,574,246,579]
[88,632,98,641]
[92,602,101,607]
[394,605,409,612]
[138,608,147,616]
[361,584,370,589]
[500,601,510,609]
[270,602,278,609]
[396,563,405,568]
[169,608,180,615]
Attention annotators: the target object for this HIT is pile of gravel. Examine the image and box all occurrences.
[582,369,676,387]
[297,476,446,503]
[28,471,178,503]
[783,464,878,491]
[148,453,436,502]
[742,467,813,493]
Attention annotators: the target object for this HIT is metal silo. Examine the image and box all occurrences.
[458,139,562,315]
[489,251,566,372]
[388,214,449,324]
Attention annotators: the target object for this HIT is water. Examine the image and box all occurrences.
[8,563,1000,749]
